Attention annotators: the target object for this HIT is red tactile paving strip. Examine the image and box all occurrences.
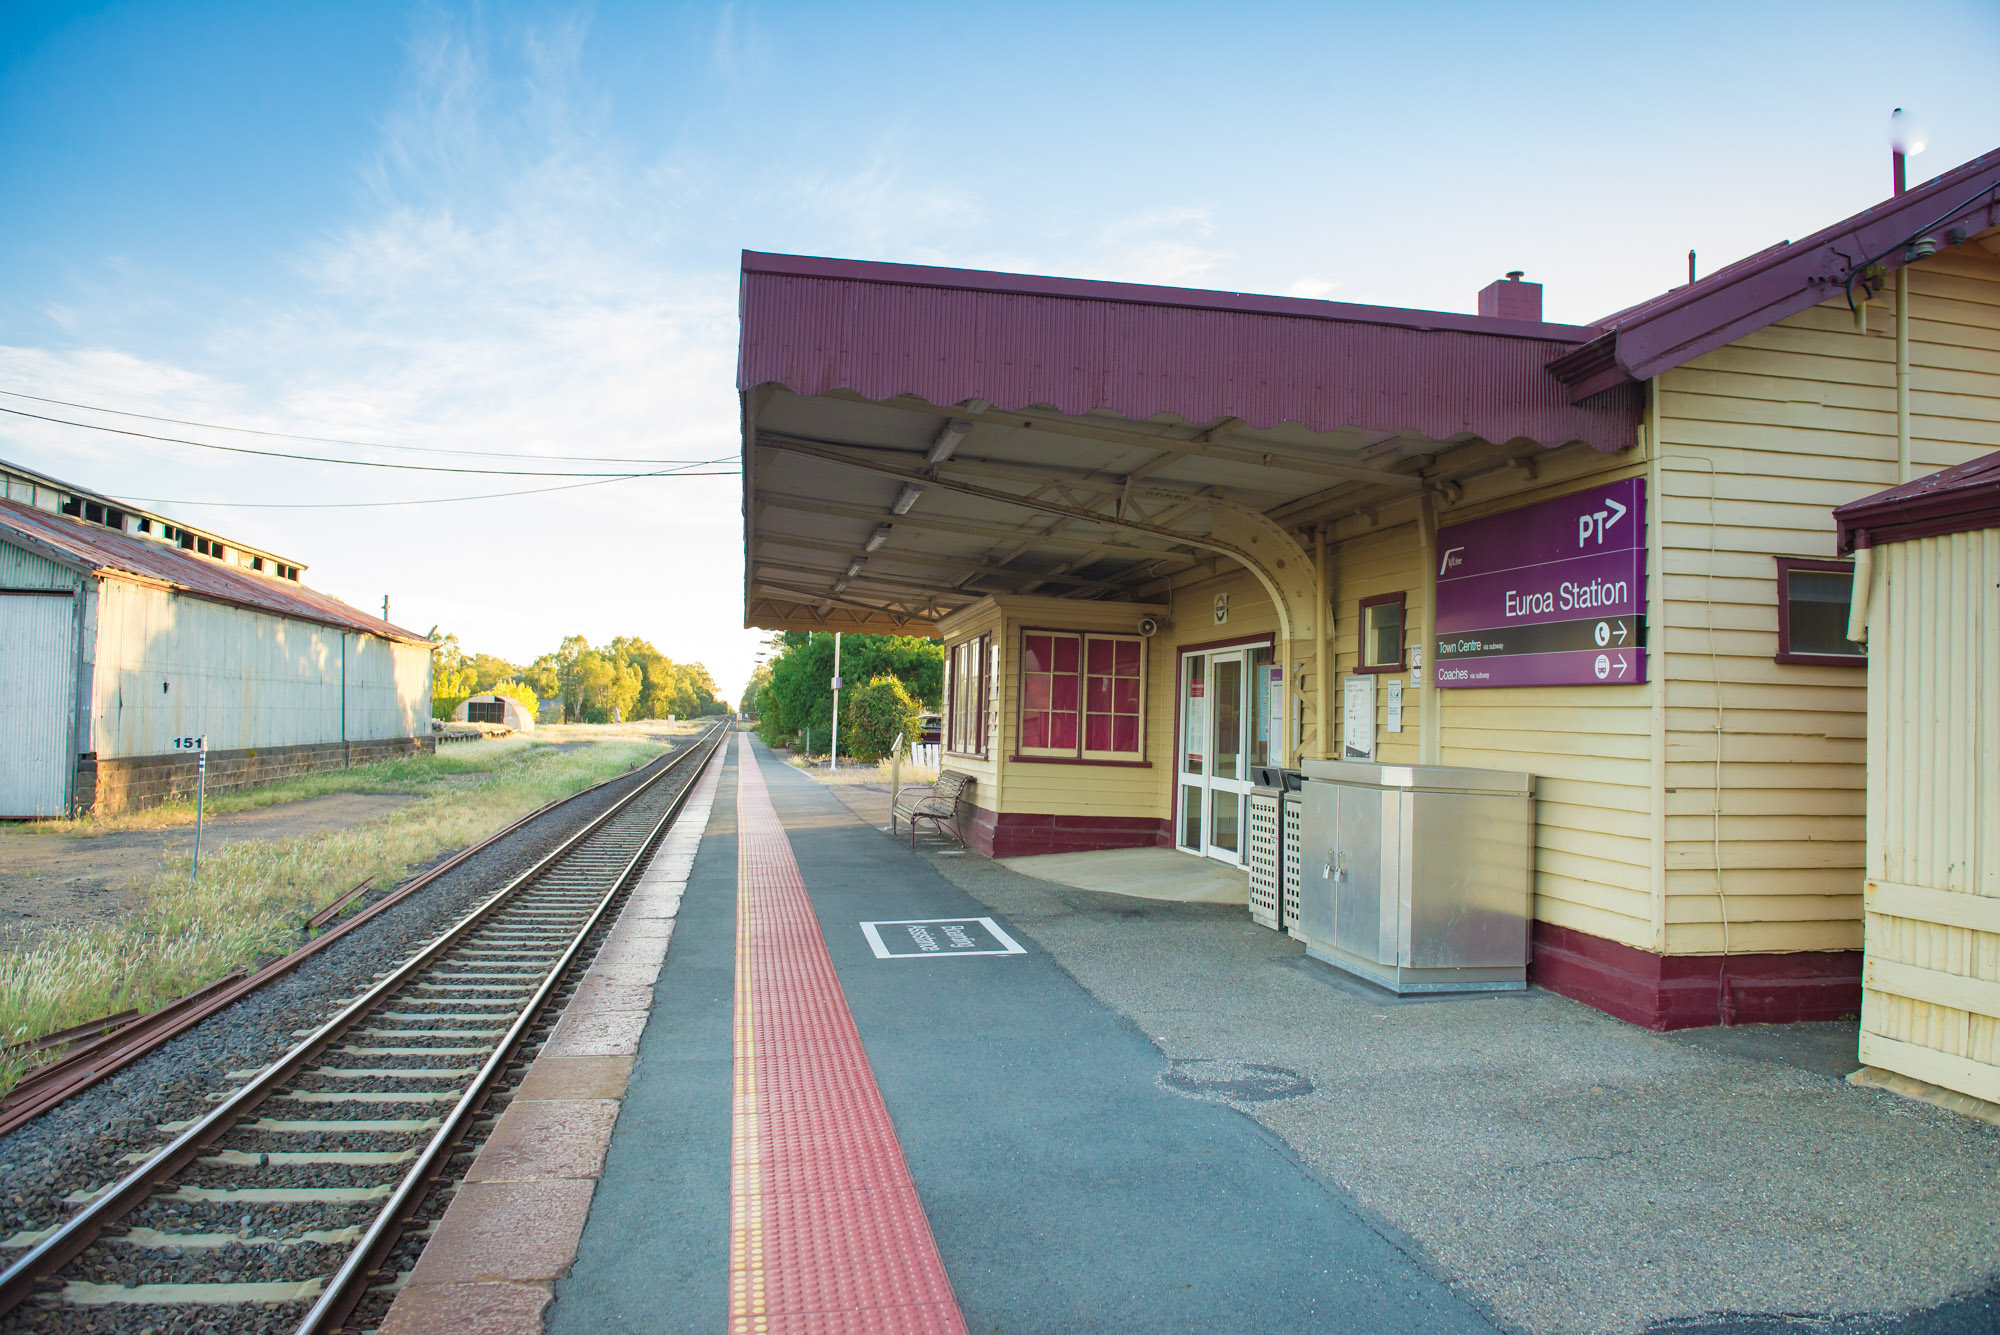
[731,735,968,1335]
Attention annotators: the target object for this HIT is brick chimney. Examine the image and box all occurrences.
[1478,270,1542,322]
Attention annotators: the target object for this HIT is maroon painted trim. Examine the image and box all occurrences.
[742,251,1600,342]
[740,256,1640,452]
[963,804,1173,859]
[1773,557,1866,668]
[1529,922,1862,1030]
[1836,447,2000,552]
[0,587,75,597]
[1006,755,1153,769]
[1355,591,1408,673]
[1549,149,2000,397]
[1015,626,1147,764]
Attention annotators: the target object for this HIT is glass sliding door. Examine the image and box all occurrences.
[1176,646,1254,865]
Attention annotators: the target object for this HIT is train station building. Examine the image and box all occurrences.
[739,147,2000,1031]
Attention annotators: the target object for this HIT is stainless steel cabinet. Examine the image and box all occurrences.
[1297,760,1535,993]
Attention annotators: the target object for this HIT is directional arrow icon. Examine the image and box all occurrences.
[1603,496,1627,531]
[1615,621,1629,644]
[1616,654,1629,677]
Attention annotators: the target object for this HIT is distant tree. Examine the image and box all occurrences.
[467,653,524,695]
[739,663,773,721]
[428,627,475,719]
[524,654,562,704]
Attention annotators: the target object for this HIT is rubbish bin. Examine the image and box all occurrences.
[1246,766,1304,932]
[1297,760,1534,993]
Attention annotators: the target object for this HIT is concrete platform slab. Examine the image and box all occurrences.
[999,845,1249,904]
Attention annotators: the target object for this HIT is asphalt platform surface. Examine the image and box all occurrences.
[551,740,2000,1335]
[551,740,1497,1334]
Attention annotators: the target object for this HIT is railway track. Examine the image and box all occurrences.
[0,721,727,1334]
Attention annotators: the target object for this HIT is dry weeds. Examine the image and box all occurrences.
[0,737,664,1097]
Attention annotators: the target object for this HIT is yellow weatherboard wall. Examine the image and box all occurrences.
[1857,527,2000,1109]
[1650,251,2000,959]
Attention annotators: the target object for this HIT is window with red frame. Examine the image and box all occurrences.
[1019,631,1144,760]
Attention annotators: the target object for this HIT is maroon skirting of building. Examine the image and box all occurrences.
[952,804,1860,1030]
[961,805,1172,859]
[1529,922,1863,1030]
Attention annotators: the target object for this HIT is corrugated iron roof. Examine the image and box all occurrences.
[0,455,309,570]
[739,252,1641,451]
[1551,147,2000,400]
[1836,448,2000,552]
[0,500,431,645]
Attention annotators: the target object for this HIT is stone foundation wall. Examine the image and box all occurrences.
[79,736,436,817]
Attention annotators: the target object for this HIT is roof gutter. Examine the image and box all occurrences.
[1547,150,2000,403]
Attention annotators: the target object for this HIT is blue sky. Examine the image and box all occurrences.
[3,1,1998,700]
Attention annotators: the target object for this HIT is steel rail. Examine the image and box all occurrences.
[0,722,726,1318]
[0,751,668,1137]
[302,724,726,1333]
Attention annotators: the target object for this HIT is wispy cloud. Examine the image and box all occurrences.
[1284,274,1342,300]
[0,8,754,687]
[1076,206,1227,285]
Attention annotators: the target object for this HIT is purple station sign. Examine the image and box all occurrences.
[1434,478,1647,689]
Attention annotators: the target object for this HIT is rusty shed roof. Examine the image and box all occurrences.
[0,500,431,645]
[1836,449,2000,552]
[739,251,1642,451]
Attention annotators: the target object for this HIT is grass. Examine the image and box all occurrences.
[2,736,555,838]
[785,754,940,787]
[0,735,668,1098]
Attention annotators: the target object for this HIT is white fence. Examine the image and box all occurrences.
[909,742,940,768]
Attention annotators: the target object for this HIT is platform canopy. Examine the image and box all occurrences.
[738,252,1641,636]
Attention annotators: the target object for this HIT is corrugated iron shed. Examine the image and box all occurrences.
[0,500,429,644]
[1837,447,2000,551]
[739,252,1642,451]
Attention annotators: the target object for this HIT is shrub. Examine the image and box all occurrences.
[840,675,924,763]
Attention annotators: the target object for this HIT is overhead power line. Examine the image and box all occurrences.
[0,405,732,477]
[117,463,740,509]
[0,388,699,463]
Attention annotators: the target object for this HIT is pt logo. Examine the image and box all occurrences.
[1578,495,1629,547]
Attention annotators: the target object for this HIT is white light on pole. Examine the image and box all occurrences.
[829,632,843,770]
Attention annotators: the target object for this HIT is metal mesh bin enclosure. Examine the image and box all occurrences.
[1282,790,1304,936]
[1247,788,1282,929]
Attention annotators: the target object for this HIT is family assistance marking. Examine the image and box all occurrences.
[860,917,1027,960]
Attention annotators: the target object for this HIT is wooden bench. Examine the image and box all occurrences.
[890,770,974,848]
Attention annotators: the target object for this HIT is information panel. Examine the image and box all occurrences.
[1434,479,1647,689]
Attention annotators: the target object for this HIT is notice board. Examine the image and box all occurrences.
[1434,479,1647,689]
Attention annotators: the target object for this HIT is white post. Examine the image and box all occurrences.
[829,631,843,770]
[190,735,208,886]
[889,731,904,830]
